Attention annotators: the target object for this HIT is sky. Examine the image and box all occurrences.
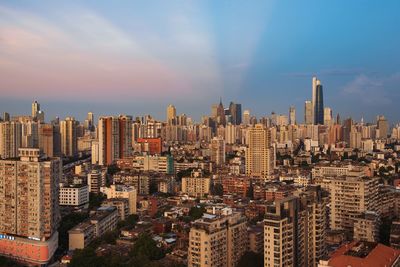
[0,0,400,123]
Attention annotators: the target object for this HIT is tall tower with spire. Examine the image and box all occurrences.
[216,98,226,126]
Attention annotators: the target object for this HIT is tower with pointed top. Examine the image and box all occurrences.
[216,98,226,126]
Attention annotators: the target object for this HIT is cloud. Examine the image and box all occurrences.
[341,73,400,105]
[0,4,222,102]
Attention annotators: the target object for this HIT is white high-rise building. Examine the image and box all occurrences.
[243,110,251,126]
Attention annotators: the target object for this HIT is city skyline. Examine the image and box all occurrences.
[1,1,400,122]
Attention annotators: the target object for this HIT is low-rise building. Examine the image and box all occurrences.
[59,184,89,208]
[69,206,119,250]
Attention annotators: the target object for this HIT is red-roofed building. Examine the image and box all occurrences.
[319,241,400,267]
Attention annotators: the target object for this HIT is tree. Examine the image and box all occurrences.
[188,205,206,221]
[58,212,89,251]
[247,181,254,199]
[176,168,194,181]
[130,233,165,261]
[0,256,23,267]
[210,183,224,196]
[89,192,106,209]
[237,252,263,267]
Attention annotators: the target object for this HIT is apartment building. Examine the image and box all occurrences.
[182,170,211,198]
[0,148,61,265]
[188,210,247,267]
[69,206,119,250]
[264,186,328,267]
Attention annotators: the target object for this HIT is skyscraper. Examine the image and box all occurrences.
[245,124,274,179]
[243,110,251,126]
[229,102,242,125]
[312,76,324,125]
[289,106,296,125]
[377,115,388,139]
[31,100,40,119]
[0,148,61,265]
[324,107,332,126]
[166,104,176,125]
[60,117,78,157]
[304,101,313,125]
[216,98,226,126]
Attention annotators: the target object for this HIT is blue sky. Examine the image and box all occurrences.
[0,0,399,123]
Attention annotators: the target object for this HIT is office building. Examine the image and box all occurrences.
[167,104,176,125]
[229,102,242,125]
[312,77,324,125]
[243,110,251,126]
[31,100,40,119]
[324,107,332,126]
[304,101,313,125]
[377,115,388,139]
[245,124,274,179]
[289,106,296,125]
[0,148,61,265]
[188,210,247,267]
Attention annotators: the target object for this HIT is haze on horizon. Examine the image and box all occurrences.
[1,0,400,123]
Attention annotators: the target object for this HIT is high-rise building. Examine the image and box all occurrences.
[188,210,247,267]
[311,77,324,125]
[315,172,379,234]
[324,107,332,126]
[2,112,10,122]
[216,98,226,126]
[229,102,242,125]
[31,100,40,119]
[304,101,313,125]
[166,104,176,125]
[245,124,274,179]
[0,121,22,159]
[86,112,94,131]
[118,115,133,159]
[264,186,328,267]
[181,170,210,198]
[377,115,388,139]
[0,148,61,265]
[60,117,77,157]
[243,110,251,126]
[39,123,55,157]
[210,136,225,167]
[289,106,296,125]
[98,115,132,166]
